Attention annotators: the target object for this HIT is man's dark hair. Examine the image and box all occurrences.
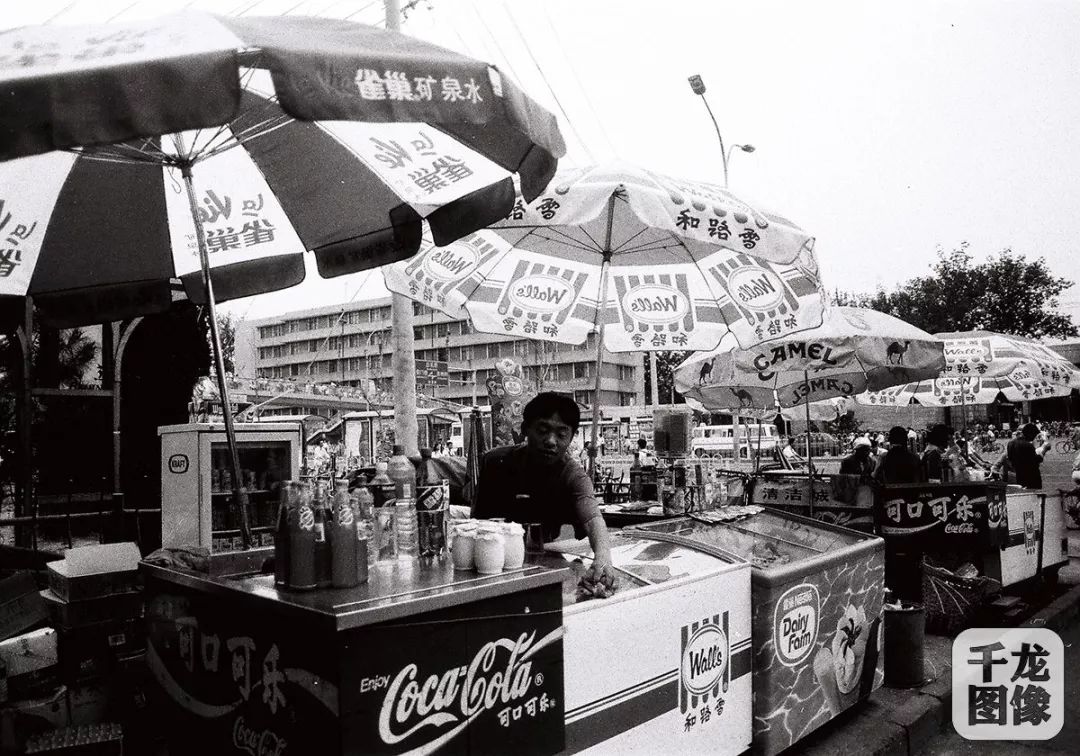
[638,438,648,449]
[888,426,908,446]
[927,424,951,447]
[1022,422,1039,440]
[522,392,580,432]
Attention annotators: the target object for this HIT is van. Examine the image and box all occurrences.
[691,424,780,457]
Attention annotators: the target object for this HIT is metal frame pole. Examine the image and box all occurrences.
[180,163,252,550]
[589,194,617,478]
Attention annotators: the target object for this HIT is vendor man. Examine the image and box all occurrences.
[474,392,615,580]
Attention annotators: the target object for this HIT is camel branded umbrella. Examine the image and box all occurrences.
[384,162,826,468]
[858,331,1080,428]
[0,11,565,547]
[674,307,945,496]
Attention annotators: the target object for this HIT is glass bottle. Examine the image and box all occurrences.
[329,479,359,588]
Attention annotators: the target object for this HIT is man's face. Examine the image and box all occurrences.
[855,446,871,460]
[524,413,575,463]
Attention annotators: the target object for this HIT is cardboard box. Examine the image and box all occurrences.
[47,543,141,603]
[0,571,49,642]
[40,590,143,631]
[57,618,145,683]
[0,628,59,701]
[0,685,69,753]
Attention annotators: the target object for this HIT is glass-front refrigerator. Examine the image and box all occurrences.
[159,423,301,554]
[630,509,886,756]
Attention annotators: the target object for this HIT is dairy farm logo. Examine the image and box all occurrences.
[621,284,689,325]
[679,613,729,713]
[508,274,575,314]
[422,244,479,282]
[727,266,785,312]
[774,583,820,667]
[375,628,562,750]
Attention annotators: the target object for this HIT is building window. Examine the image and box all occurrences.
[574,362,590,379]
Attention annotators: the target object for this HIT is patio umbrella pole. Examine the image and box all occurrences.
[181,163,252,550]
[589,195,617,479]
[804,370,814,517]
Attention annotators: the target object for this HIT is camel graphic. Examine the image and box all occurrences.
[731,387,754,408]
[886,340,910,365]
[698,359,715,385]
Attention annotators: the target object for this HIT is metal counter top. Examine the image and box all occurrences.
[142,557,569,633]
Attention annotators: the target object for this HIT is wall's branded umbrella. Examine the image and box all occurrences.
[384,162,825,467]
[0,11,565,547]
[674,307,945,500]
[858,331,1080,425]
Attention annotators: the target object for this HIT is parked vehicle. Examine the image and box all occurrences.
[691,424,780,457]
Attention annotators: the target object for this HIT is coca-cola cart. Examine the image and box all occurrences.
[142,561,568,755]
[630,510,885,756]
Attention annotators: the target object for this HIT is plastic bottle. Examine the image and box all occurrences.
[388,445,417,501]
[355,484,376,570]
[370,461,396,509]
[311,481,332,588]
[416,448,448,558]
[329,479,359,588]
[396,497,420,559]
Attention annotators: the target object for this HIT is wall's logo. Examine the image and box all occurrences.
[679,613,729,713]
[774,583,819,667]
[622,284,689,325]
[727,266,785,311]
[423,245,479,282]
[168,454,189,474]
[508,275,575,314]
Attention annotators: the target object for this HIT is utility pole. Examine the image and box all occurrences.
[385,0,420,456]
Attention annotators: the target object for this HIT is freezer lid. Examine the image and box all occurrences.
[609,532,745,584]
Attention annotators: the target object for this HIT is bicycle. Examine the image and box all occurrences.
[1054,439,1080,455]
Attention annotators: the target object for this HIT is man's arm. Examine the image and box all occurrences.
[566,462,616,582]
[582,514,614,578]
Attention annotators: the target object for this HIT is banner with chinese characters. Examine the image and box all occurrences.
[874,482,1008,547]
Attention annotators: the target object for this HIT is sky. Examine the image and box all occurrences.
[7,0,1080,326]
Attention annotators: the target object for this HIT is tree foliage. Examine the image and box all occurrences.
[834,243,1078,339]
[644,350,691,404]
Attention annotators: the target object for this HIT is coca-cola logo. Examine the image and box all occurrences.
[377,628,561,748]
[508,275,575,313]
[727,266,785,311]
[423,245,479,282]
[233,716,287,756]
[621,284,689,325]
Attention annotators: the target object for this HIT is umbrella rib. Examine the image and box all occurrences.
[608,226,652,254]
[530,227,602,255]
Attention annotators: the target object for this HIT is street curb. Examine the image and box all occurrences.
[1021,581,1080,631]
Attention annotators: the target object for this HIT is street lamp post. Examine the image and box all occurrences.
[687,74,755,188]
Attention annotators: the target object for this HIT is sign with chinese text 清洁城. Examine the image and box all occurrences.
[874,483,1008,547]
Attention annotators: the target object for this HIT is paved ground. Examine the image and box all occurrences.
[917,618,1080,755]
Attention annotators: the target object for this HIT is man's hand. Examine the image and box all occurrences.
[585,554,617,589]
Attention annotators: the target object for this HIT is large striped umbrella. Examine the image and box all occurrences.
[384,162,824,468]
[858,331,1080,409]
[0,11,565,548]
[0,12,563,326]
[674,307,945,410]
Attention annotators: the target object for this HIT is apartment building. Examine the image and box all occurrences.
[235,297,645,411]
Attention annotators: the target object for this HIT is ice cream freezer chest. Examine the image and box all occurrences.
[630,509,886,756]
[549,532,752,755]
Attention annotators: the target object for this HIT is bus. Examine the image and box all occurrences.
[691,423,781,458]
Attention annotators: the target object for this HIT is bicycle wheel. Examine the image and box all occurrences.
[1056,441,1072,455]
